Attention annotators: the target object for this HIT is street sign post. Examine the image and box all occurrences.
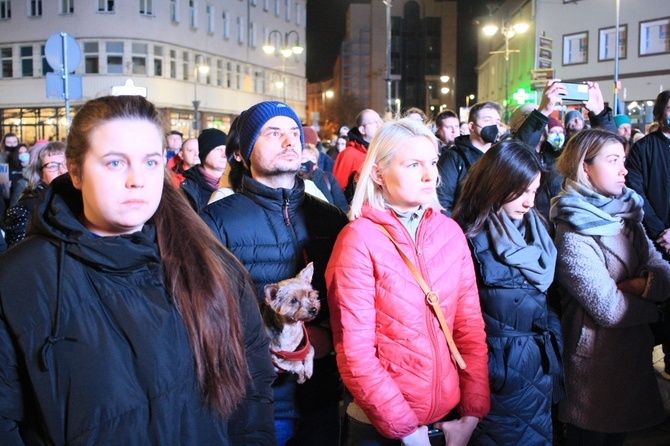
[44,32,82,122]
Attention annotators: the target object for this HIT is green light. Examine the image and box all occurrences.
[513,88,530,105]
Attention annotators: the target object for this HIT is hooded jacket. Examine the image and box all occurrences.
[325,204,490,439]
[0,175,276,445]
[332,127,369,190]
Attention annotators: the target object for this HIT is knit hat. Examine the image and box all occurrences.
[303,126,319,146]
[197,128,227,162]
[548,117,564,131]
[564,110,584,127]
[614,114,631,128]
[237,101,304,165]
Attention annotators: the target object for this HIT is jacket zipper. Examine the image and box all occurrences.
[283,198,290,226]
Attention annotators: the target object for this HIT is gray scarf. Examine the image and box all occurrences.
[487,209,557,292]
[549,179,644,236]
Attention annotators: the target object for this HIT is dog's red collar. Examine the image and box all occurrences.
[271,322,311,365]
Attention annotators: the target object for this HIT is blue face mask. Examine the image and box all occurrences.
[547,133,565,149]
[666,116,670,126]
[17,152,30,163]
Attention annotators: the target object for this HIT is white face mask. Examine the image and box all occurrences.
[547,133,565,149]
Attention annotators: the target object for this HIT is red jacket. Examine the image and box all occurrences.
[166,155,186,187]
[326,204,490,439]
[332,139,367,190]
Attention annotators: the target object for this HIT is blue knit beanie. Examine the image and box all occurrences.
[237,101,304,165]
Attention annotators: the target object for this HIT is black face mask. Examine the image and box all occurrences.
[478,124,499,144]
[300,160,315,173]
[4,145,18,152]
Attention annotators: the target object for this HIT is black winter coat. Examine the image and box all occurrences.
[467,227,564,446]
[200,175,348,427]
[626,129,670,240]
[436,135,483,215]
[0,175,276,445]
[180,166,217,212]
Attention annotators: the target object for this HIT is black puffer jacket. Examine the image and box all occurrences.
[436,135,483,215]
[180,166,217,212]
[467,225,564,446]
[0,175,275,445]
[201,174,348,425]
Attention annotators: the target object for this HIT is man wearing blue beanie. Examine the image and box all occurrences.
[201,101,347,446]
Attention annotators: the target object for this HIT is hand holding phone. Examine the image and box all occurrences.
[560,82,589,102]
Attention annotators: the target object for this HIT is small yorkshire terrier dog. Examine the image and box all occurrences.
[262,262,320,384]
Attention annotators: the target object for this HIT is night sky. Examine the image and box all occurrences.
[306,0,491,108]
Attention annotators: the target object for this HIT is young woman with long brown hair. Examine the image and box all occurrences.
[0,95,275,444]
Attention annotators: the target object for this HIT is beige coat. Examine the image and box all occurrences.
[554,220,670,433]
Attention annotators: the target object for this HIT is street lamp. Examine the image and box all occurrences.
[466,94,475,108]
[483,6,528,123]
[192,54,209,134]
[263,29,304,102]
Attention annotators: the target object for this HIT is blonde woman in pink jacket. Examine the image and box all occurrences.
[326,118,490,446]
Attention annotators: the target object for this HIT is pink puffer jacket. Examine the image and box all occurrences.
[326,204,490,439]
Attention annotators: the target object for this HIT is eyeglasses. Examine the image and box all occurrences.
[42,162,67,172]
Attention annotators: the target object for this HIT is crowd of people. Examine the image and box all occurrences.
[0,84,668,446]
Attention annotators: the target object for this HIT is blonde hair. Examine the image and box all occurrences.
[349,118,439,220]
[555,128,627,189]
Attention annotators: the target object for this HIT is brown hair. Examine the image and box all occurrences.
[554,128,626,188]
[453,140,543,237]
[66,95,249,416]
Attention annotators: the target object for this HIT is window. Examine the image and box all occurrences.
[249,22,257,48]
[153,45,163,76]
[0,0,10,19]
[106,41,124,74]
[263,0,268,12]
[60,0,74,14]
[216,59,223,86]
[254,69,265,94]
[169,49,177,78]
[222,12,230,39]
[131,43,147,75]
[206,5,214,33]
[170,0,178,22]
[21,46,33,76]
[284,0,290,21]
[237,16,245,44]
[235,64,242,89]
[189,0,197,29]
[182,51,189,81]
[84,41,99,74]
[274,0,279,17]
[563,31,588,65]
[599,25,626,61]
[1,47,12,78]
[41,45,54,74]
[28,0,42,17]
[98,0,114,13]
[140,0,154,16]
[295,2,301,26]
[225,61,232,88]
[250,0,256,5]
[640,17,670,56]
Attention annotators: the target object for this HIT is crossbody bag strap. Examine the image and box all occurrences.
[376,224,467,369]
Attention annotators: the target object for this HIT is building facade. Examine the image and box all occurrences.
[477,0,670,126]
[313,0,457,127]
[0,0,306,143]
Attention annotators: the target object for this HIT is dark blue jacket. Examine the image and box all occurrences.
[467,226,563,446]
[0,175,275,445]
[201,175,348,425]
[180,166,217,212]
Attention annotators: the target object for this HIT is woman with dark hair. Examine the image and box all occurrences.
[453,140,563,445]
[0,95,275,445]
[552,128,670,445]
[4,141,67,247]
[7,143,31,207]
